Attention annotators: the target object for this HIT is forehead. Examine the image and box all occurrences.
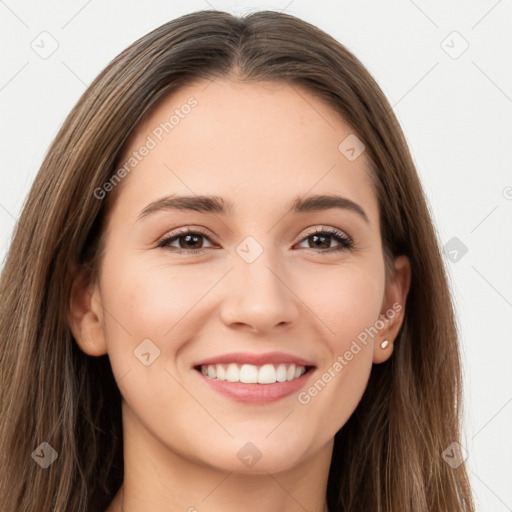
[111,78,378,225]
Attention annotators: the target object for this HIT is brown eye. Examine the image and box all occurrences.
[157,229,214,253]
[297,228,353,252]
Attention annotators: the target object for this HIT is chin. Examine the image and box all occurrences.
[187,435,315,475]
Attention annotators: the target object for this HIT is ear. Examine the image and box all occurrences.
[373,254,411,364]
[68,265,108,357]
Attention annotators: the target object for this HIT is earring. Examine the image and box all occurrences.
[380,339,390,349]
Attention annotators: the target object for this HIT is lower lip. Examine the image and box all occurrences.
[195,368,316,404]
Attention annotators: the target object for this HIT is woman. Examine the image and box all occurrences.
[0,9,475,512]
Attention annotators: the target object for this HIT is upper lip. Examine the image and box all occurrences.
[193,351,316,368]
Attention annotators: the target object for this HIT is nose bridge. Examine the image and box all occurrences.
[235,234,286,301]
[219,234,298,331]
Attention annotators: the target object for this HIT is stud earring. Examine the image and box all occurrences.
[380,339,390,349]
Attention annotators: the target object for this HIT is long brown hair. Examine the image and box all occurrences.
[0,9,474,511]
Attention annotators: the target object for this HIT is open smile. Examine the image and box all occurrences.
[192,352,317,403]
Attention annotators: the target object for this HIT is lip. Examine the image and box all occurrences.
[192,351,315,368]
[192,351,317,404]
[194,367,316,404]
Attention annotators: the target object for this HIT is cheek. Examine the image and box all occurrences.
[295,268,380,437]
[98,254,203,412]
[294,261,385,350]
[101,253,207,338]
[291,264,383,425]
[98,252,227,385]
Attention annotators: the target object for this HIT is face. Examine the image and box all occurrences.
[71,78,410,475]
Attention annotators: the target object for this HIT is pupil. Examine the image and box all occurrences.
[182,234,200,249]
[312,234,329,249]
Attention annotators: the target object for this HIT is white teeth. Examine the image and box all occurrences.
[240,364,258,383]
[199,363,307,384]
[226,363,239,382]
[276,364,287,382]
[216,364,226,381]
[258,364,276,384]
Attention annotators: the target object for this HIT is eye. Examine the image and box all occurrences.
[296,227,354,253]
[157,228,215,254]
[157,226,354,255]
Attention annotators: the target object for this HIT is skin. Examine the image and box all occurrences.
[69,77,411,512]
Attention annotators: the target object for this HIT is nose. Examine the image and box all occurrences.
[218,247,300,335]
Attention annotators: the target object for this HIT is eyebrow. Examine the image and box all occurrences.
[137,193,370,224]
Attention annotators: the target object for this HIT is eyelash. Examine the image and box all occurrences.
[156,227,354,255]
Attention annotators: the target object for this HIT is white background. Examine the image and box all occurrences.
[1,1,511,510]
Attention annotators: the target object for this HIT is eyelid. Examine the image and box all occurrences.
[156,226,216,247]
[157,224,352,241]
[300,224,352,242]
[158,225,215,240]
